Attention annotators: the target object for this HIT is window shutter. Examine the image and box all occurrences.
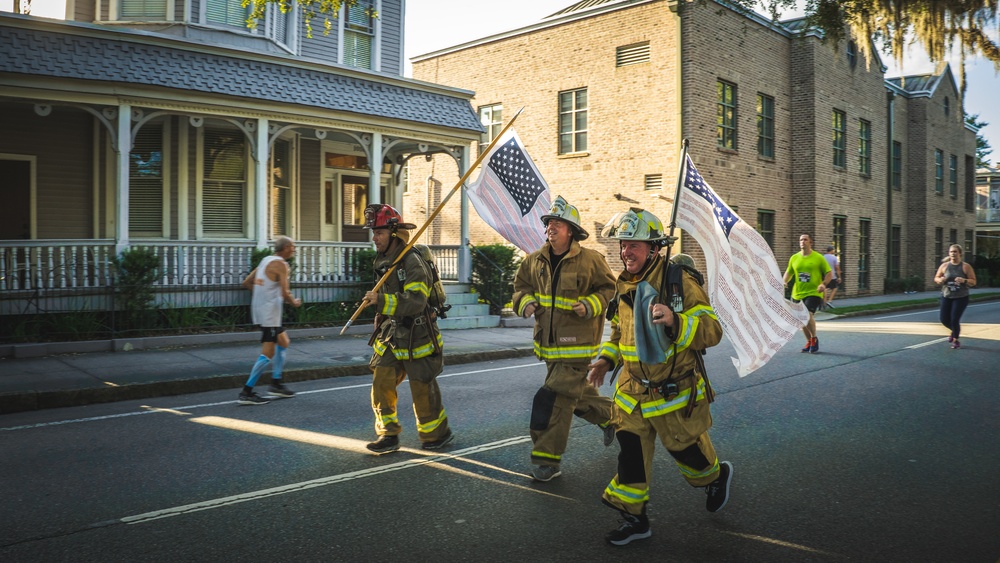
[203,127,247,236]
[616,42,650,67]
[129,123,163,235]
[205,0,247,27]
[121,0,167,18]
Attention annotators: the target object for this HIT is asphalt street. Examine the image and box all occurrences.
[1,302,998,562]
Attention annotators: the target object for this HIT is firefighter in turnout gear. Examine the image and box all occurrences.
[587,208,733,546]
[511,195,617,482]
[362,204,454,454]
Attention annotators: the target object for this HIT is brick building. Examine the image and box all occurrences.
[408,0,977,295]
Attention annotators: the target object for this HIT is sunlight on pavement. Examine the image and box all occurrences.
[821,322,1000,340]
[721,531,839,557]
[188,416,566,498]
[190,416,373,454]
[121,422,556,524]
[140,406,191,416]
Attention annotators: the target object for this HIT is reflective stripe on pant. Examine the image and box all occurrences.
[530,361,613,467]
[371,364,450,443]
[602,396,719,516]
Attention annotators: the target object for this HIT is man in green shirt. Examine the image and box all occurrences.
[783,234,832,353]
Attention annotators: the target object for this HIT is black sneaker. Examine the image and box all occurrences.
[601,424,616,447]
[237,391,271,405]
[706,460,733,512]
[421,430,455,450]
[366,434,400,455]
[605,513,651,546]
[268,381,295,398]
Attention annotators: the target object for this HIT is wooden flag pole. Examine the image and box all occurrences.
[339,106,525,335]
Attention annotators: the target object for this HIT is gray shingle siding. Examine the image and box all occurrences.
[0,23,482,133]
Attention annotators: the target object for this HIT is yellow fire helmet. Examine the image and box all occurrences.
[540,195,589,240]
[600,208,675,247]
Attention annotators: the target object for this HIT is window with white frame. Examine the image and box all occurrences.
[129,122,165,236]
[202,127,248,237]
[270,138,292,238]
[478,104,503,154]
[120,0,167,20]
[558,88,588,154]
[344,0,374,69]
[205,0,248,29]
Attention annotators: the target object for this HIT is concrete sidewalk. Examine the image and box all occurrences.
[0,289,992,414]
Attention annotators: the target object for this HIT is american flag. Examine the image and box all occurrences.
[676,154,809,377]
[467,129,550,254]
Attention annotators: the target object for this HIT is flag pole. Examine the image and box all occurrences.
[660,138,690,262]
[667,138,689,237]
[339,106,526,335]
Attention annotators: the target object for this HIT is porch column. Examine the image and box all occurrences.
[459,146,471,284]
[115,103,132,254]
[255,118,269,248]
[370,132,382,205]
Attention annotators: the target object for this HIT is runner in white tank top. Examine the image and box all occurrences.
[238,237,302,404]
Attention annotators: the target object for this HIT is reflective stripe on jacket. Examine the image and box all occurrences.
[512,240,616,362]
[371,243,442,361]
[598,254,722,405]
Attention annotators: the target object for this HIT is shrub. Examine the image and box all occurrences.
[471,244,521,315]
[111,247,160,329]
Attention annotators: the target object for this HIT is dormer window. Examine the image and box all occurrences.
[846,40,857,69]
[206,0,250,30]
[344,0,375,69]
[120,0,167,20]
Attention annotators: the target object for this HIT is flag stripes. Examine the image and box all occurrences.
[676,155,809,376]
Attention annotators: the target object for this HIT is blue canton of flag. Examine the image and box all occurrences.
[488,137,547,216]
[684,159,740,238]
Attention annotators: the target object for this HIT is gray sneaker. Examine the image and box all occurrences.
[268,381,295,398]
[531,465,562,482]
[237,391,271,405]
[601,424,616,447]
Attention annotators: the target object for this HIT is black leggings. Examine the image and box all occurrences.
[939,296,969,339]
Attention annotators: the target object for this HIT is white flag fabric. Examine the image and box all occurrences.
[466,129,550,254]
[676,154,809,377]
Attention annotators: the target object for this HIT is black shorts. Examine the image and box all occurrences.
[261,326,286,343]
[794,296,824,313]
[827,279,839,290]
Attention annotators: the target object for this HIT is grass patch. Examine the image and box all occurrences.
[826,292,1000,315]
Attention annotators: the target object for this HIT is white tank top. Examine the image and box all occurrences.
[251,255,284,327]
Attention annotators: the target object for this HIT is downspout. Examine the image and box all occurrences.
[886,90,895,283]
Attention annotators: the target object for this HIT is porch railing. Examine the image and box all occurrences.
[1,240,460,292]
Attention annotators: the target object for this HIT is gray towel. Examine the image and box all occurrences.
[634,281,673,364]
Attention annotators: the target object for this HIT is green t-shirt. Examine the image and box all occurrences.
[786,251,832,300]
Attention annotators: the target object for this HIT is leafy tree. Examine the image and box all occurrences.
[966,113,994,167]
[247,0,375,39]
[726,1,1000,93]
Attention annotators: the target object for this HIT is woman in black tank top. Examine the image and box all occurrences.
[933,244,977,349]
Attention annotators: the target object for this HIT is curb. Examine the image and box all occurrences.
[0,348,536,415]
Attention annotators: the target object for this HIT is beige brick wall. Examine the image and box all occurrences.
[409,0,976,294]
